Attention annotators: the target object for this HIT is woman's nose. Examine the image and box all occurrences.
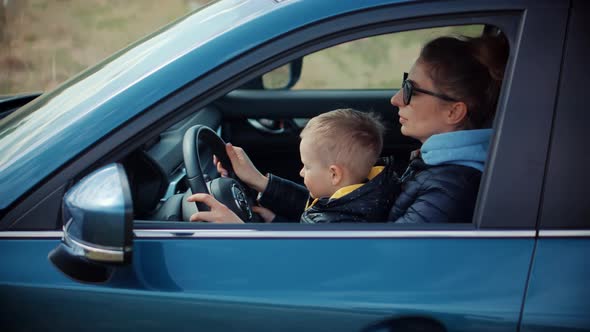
[391,89,403,107]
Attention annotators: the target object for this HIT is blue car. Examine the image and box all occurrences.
[0,0,588,331]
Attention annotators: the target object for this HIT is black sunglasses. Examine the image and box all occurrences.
[402,72,458,105]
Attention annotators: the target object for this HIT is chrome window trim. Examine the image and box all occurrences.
[0,231,63,238]
[538,230,590,238]
[4,229,589,239]
[133,229,536,238]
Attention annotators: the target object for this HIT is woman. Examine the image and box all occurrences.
[188,34,509,223]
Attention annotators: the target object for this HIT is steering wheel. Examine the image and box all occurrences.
[182,125,256,222]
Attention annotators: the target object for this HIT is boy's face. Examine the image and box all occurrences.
[299,136,334,198]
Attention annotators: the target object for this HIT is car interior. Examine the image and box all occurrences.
[108,23,507,224]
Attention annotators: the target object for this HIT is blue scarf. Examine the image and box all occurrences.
[421,129,493,171]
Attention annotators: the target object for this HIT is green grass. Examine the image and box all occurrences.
[96,17,129,30]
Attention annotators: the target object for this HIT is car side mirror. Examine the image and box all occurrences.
[49,163,133,283]
[262,58,303,90]
[240,58,303,90]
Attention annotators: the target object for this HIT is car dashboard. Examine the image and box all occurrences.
[122,106,222,219]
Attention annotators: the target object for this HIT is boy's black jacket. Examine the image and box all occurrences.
[258,157,400,223]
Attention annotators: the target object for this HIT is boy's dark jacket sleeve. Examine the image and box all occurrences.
[257,173,308,221]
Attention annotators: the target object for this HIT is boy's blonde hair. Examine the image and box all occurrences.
[300,108,385,181]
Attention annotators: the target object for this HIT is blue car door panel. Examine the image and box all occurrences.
[0,231,535,331]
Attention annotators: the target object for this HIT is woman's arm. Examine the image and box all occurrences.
[187,193,245,223]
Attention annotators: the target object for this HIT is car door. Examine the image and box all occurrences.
[0,1,571,331]
[520,1,590,330]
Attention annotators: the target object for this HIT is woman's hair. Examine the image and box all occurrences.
[300,108,385,181]
[419,32,509,129]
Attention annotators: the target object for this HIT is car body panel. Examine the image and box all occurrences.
[519,2,590,330]
[0,233,535,331]
[520,237,590,331]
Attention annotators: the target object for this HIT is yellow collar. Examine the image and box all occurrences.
[305,166,384,210]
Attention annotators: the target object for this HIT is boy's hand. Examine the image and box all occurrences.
[214,143,269,192]
[252,205,276,223]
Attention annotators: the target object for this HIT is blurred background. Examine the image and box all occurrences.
[0,0,209,95]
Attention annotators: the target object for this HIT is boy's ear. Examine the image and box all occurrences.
[329,164,344,186]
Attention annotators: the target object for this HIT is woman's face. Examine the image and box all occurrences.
[390,60,456,143]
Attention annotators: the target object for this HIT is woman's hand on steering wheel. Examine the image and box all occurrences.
[215,143,269,193]
[187,193,245,223]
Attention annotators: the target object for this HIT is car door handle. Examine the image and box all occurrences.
[247,118,308,135]
[361,317,446,332]
[247,119,285,134]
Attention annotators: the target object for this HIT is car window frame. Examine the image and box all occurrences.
[537,0,590,231]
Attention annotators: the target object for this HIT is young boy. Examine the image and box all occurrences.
[254,108,400,223]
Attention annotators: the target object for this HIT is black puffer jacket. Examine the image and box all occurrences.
[389,157,482,223]
[258,159,400,223]
[258,155,481,223]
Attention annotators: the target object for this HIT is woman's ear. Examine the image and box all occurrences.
[329,165,344,186]
[446,101,468,126]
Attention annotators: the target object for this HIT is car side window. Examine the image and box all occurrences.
[263,25,483,90]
